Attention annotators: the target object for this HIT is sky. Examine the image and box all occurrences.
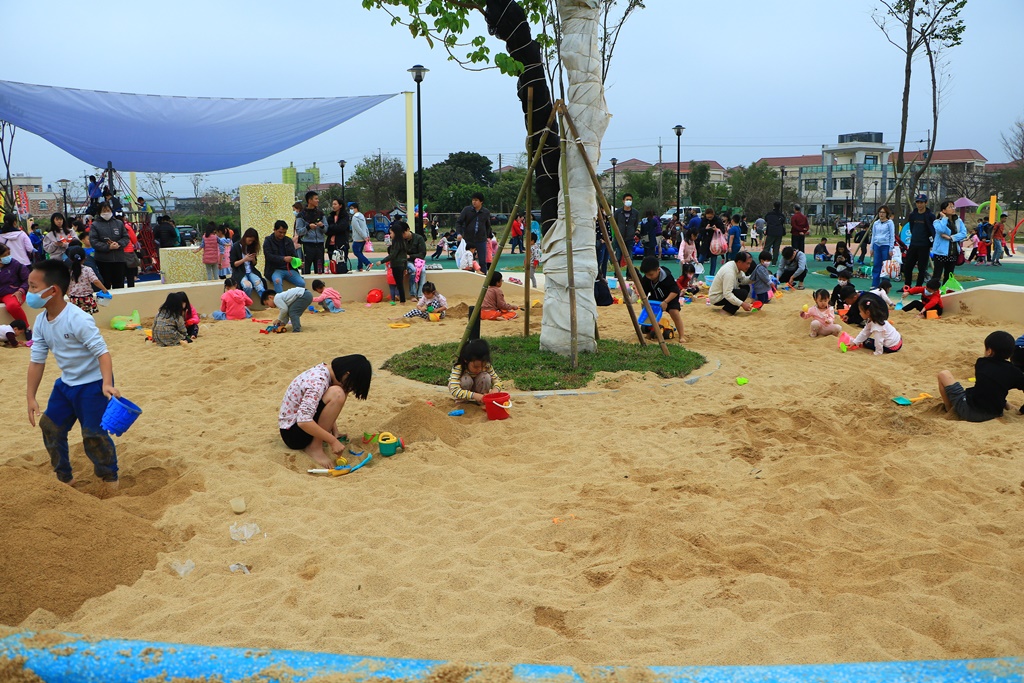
[6,0,1024,199]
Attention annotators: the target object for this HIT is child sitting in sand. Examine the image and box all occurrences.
[639,256,686,343]
[212,278,252,320]
[800,288,842,338]
[26,260,121,493]
[829,268,853,309]
[676,262,700,296]
[902,278,943,318]
[279,355,372,467]
[481,272,519,320]
[458,243,481,273]
[869,278,895,308]
[837,285,886,328]
[847,296,902,355]
[153,292,191,346]
[311,279,343,313]
[261,285,314,333]
[448,339,502,403]
[179,292,200,339]
[403,281,447,320]
[938,331,1024,421]
[750,251,773,304]
[1,319,29,347]
[65,245,108,314]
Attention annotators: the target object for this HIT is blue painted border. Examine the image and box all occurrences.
[1,632,1021,682]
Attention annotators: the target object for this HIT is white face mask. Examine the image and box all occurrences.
[623,200,632,208]
[100,212,113,221]
[838,279,848,286]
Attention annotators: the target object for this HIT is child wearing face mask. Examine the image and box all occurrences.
[829,268,853,309]
[26,260,122,494]
[902,277,943,318]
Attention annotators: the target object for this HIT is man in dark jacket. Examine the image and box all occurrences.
[904,194,936,287]
[404,224,428,297]
[456,192,492,271]
[89,202,130,289]
[763,202,786,266]
[153,216,180,249]
[263,221,304,293]
[612,193,641,265]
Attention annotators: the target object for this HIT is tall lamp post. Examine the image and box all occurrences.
[850,173,857,217]
[56,178,70,216]
[673,125,684,216]
[779,166,786,208]
[610,158,618,209]
[872,180,879,213]
[408,64,429,236]
[337,160,346,207]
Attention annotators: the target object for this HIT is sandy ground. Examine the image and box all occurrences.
[1,285,1023,669]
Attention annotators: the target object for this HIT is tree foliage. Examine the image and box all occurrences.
[686,162,711,206]
[726,162,784,219]
[351,154,406,213]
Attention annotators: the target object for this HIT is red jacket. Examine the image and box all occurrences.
[791,212,810,237]
[511,219,523,237]
[906,286,942,311]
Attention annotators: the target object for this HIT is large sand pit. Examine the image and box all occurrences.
[2,284,1023,667]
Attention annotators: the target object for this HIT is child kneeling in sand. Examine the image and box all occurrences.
[212,278,253,320]
[481,272,519,320]
[449,339,503,404]
[639,256,686,343]
[937,331,1024,422]
[311,279,344,313]
[262,285,314,333]
[279,355,372,467]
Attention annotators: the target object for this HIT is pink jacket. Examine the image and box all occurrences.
[202,234,220,264]
[220,289,253,320]
[805,304,835,325]
[312,287,342,308]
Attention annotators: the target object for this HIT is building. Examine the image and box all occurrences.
[1,174,63,217]
[282,162,322,199]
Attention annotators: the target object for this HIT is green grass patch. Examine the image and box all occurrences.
[382,334,706,391]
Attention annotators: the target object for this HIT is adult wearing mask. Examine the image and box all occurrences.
[456,192,492,271]
[297,191,326,274]
[0,242,31,329]
[931,201,968,286]
[263,220,305,293]
[904,194,935,287]
[869,206,896,288]
[0,215,35,266]
[349,202,371,271]
[89,202,130,289]
[790,204,810,254]
[43,213,75,261]
[763,201,786,266]
[325,198,351,272]
[612,193,640,265]
[697,207,725,268]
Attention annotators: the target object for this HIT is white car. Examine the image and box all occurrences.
[660,206,702,223]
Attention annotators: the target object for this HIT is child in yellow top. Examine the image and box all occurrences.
[448,339,502,403]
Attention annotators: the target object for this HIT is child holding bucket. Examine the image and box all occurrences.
[402,281,447,320]
[25,260,121,493]
[448,339,503,404]
[278,355,372,468]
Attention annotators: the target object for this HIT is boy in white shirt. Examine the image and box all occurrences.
[261,285,314,332]
[25,260,121,492]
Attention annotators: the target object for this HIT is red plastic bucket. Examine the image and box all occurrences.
[482,392,511,420]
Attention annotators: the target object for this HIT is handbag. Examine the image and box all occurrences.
[709,228,727,256]
[124,252,140,269]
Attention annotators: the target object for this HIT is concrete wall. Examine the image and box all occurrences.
[0,270,536,326]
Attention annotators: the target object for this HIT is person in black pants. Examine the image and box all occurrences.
[89,203,130,289]
[456,192,491,272]
[904,194,935,287]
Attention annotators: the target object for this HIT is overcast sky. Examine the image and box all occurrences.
[7,0,1023,197]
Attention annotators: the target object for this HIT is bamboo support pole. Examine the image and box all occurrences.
[557,112,579,367]
[557,103,670,356]
[457,106,559,359]
[523,86,534,337]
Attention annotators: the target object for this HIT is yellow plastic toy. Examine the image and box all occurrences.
[802,304,809,312]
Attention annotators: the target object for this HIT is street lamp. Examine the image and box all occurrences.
[673,125,684,216]
[779,166,786,207]
[610,158,618,209]
[872,180,879,213]
[850,173,857,217]
[408,64,429,236]
[56,178,71,215]
[337,160,346,207]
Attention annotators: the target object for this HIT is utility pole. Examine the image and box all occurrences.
[657,139,663,208]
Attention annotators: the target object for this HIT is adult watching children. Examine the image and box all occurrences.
[904,194,935,287]
[708,251,754,315]
[89,202,130,289]
[263,220,305,293]
[456,192,492,272]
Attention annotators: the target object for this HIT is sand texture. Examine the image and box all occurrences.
[2,287,1024,668]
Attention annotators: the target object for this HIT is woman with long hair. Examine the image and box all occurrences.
[931,200,968,286]
[43,212,75,260]
[230,227,266,296]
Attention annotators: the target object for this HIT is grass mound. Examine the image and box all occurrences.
[383,334,706,391]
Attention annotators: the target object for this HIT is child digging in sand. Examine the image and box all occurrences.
[938,331,1024,421]
[847,296,903,355]
[278,355,372,467]
[402,281,447,320]
[26,260,122,493]
[449,339,503,404]
[800,288,842,338]
[481,272,519,320]
[639,256,686,342]
[211,278,253,320]
[311,279,344,313]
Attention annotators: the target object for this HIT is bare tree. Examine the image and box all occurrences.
[1001,117,1024,166]
[872,0,966,217]
[0,121,16,216]
[190,173,205,200]
[139,173,172,212]
[939,165,986,201]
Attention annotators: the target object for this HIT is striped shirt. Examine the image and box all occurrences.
[448,362,502,401]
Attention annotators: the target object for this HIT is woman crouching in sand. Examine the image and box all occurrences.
[278,355,372,467]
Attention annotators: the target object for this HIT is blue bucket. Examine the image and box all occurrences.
[101,397,143,436]
[637,300,663,326]
[705,274,715,286]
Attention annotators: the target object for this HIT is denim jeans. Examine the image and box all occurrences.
[40,378,118,482]
[239,272,265,295]
[205,263,219,280]
[407,262,422,297]
[212,309,252,320]
[322,299,343,313]
[352,241,372,270]
[270,268,305,293]
[871,244,890,287]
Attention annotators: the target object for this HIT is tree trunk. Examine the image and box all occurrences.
[539,0,609,355]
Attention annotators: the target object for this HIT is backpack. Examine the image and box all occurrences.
[594,278,613,306]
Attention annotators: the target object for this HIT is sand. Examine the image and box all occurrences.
[2,286,1023,669]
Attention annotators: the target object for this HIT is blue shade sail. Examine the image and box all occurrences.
[0,80,396,172]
